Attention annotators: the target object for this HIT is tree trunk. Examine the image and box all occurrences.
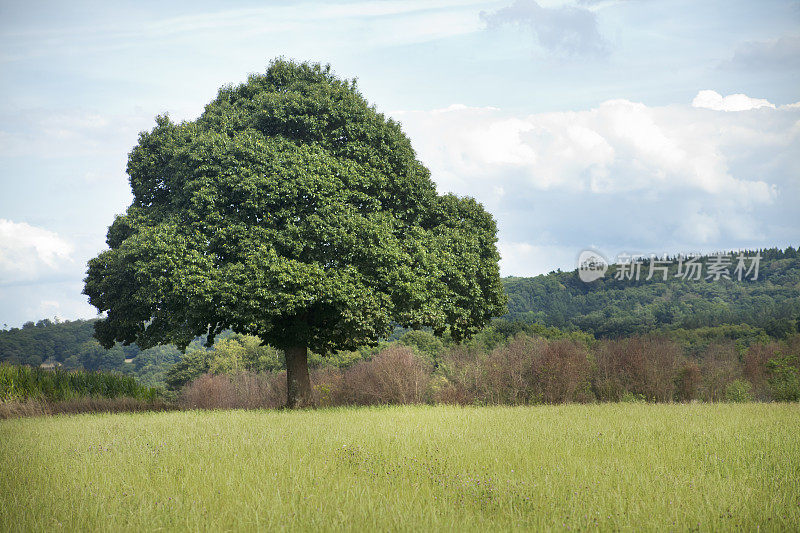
[285,345,313,408]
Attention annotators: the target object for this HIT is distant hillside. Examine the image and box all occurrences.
[502,247,800,338]
[0,319,182,387]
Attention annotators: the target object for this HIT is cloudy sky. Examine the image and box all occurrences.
[0,0,798,327]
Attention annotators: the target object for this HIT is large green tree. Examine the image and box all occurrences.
[83,59,507,407]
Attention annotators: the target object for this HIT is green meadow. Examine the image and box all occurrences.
[2,404,799,532]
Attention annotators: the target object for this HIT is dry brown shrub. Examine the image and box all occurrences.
[433,345,484,404]
[743,342,781,399]
[429,376,475,405]
[180,348,431,410]
[49,397,176,415]
[0,399,47,419]
[534,339,594,403]
[700,342,742,402]
[479,334,543,404]
[311,367,346,407]
[592,339,630,401]
[786,334,800,357]
[179,372,286,409]
[641,336,681,402]
[593,336,681,402]
[675,360,702,401]
[325,345,431,406]
[0,398,176,419]
[179,374,231,409]
[434,335,593,405]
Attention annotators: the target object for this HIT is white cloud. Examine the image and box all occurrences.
[691,90,776,112]
[482,0,609,58]
[394,92,799,269]
[0,219,74,283]
[398,97,784,203]
[724,34,800,71]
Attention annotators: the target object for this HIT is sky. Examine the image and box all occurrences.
[0,0,798,327]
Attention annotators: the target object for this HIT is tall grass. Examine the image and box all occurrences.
[0,363,159,403]
[1,404,798,531]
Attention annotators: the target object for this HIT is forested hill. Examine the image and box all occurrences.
[0,319,182,386]
[503,247,800,338]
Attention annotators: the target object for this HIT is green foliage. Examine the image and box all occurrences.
[620,391,647,403]
[308,349,363,369]
[724,379,754,403]
[0,318,182,388]
[0,319,106,368]
[209,336,284,374]
[666,324,772,355]
[767,352,800,401]
[503,247,800,339]
[164,349,211,391]
[0,363,158,402]
[398,329,444,367]
[164,334,285,390]
[83,59,507,356]
[466,319,594,352]
[127,344,184,387]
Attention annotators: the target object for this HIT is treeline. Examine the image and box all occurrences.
[3,324,797,414]
[0,317,589,389]
[177,332,800,409]
[164,323,593,392]
[505,246,800,338]
[0,318,183,386]
[2,247,797,388]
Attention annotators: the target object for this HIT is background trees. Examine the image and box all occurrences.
[504,247,800,338]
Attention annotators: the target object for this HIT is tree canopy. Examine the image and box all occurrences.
[83,59,507,405]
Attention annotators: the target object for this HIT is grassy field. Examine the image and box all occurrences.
[1,404,799,532]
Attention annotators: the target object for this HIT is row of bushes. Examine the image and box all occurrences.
[0,364,161,403]
[179,334,800,408]
[178,346,430,409]
[435,335,799,404]
[5,332,796,413]
[0,397,176,420]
